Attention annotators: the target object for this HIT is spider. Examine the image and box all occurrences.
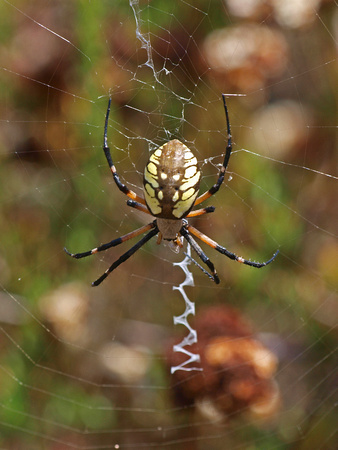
[64,95,278,286]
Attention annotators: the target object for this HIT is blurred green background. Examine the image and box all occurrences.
[0,0,337,448]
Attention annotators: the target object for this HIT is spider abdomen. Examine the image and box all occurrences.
[143,139,201,220]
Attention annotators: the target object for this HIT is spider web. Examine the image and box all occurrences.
[0,0,337,449]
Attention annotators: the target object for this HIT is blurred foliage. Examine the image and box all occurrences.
[0,0,337,449]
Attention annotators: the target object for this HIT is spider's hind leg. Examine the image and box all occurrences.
[187,224,279,268]
[92,226,158,286]
[180,226,220,284]
[64,222,157,259]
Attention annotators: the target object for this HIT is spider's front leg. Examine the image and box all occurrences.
[103,98,146,205]
[194,94,232,207]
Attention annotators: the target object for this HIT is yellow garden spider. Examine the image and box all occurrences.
[65,95,278,286]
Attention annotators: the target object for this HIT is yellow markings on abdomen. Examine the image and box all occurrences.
[144,153,162,214]
[144,182,162,215]
[144,164,159,188]
[173,191,199,218]
[147,161,157,176]
[184,151,194,160]
[171,150,201,217]
[145,183,155,198]
[143,140,202,219]
[150,152,161,163]
[184,156,197,167]
[172,190,179,203]
[179,171,201,192]
[181,187,196,201]
[184,165,197,179]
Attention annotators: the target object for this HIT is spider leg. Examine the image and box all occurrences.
[64,222,156,259]
[194,94,232,206]
[103,98,146,205]
[126,199,152,215]
[186,206,215,218]
[92,226,158,286]
[180,226,220,284]
[183,252,215,282]
[187,224,279,268]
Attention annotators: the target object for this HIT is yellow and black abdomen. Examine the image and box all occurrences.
[143,139,201,220]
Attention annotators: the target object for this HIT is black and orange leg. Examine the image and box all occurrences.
[92,226,159,286]
[126,199,152,215]
[194,94,232,206]
[180,226,220,284]
[103,98,146,205]
[186,206,215,218]
[64,221,157,259]
[187,224,279,268]
[183,252,217,283]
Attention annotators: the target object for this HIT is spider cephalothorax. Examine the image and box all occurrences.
[65,95,278,286]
